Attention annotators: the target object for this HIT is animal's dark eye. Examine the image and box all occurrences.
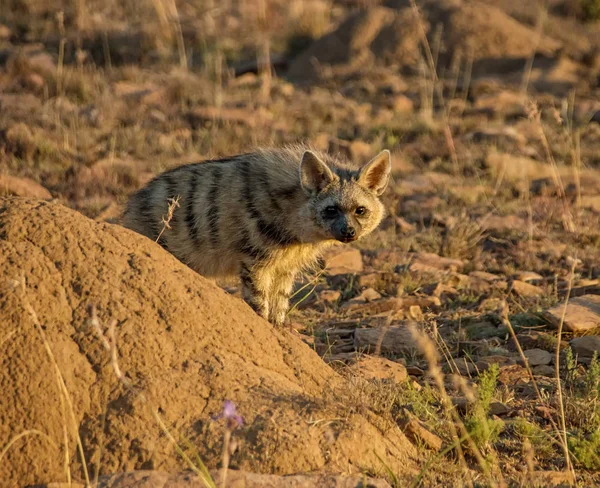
[323,206,338,218]
[355,206,367,216]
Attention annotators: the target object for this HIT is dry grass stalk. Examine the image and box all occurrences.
[409,0,460,175]
[526,101,575,233]
[554,259,578,481]
[17,279,91,486]
[520,7,547,98]
[408,324,500,488]
[257,0,272,102]
[156,195,181,243]
[499,299,576,484]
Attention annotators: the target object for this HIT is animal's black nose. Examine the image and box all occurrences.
[342,226,356,238]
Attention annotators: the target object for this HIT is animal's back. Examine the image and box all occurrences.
[122,145,323,277]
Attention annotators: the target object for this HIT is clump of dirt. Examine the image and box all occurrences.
[0,198,417,486]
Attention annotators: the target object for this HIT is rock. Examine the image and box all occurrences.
[520,349,553,367]
[510,280,544,298]
[509,330,558,352]
[533,365,555,377]
[398,412,443,451]
[396,295,442,310]
[513,271,544,283]
[319,289,341,304]
[475,355,515,370]
[395,216,415,233]
[341,288,382,310]
[390,94,414,113]
[544,295,600,332]
[569,336,600,358]
[351,356,408,383]
[343,297,404,316]
[465,126,526,147]
[88,470,393,488]
[498,365,530,386]
[0,24,12,40]
[358,272,383,288]
[489,402,511,416]
[406,365,425,377]
[473,90,525,117]
[323,247,364,275]
[0,94,42,118]
[0,175,52,199]
[0,199,418,485]
[408,252,464,273]
[356,287,382,302]
[464,322,505,340]
[455,358,479,376]
[469,271,502,282]
[529,471,574,487]
[480,214,528,232]
[354,323,420,355]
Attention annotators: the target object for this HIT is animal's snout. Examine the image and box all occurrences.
[336,224,357,243]
[341,226,356,238]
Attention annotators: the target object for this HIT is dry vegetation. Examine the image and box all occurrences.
[2,0,600,486]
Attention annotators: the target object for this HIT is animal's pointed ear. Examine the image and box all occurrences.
[300,150,335,194]
[358,150,391,196]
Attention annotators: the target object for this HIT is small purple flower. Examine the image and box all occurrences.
[213,400,243,429]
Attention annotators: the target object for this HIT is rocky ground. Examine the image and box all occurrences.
[2,0,600,486]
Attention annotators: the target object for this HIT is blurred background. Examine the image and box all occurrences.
[0,0,598,223]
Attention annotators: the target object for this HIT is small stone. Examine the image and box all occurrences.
[391,94,414,113]
[406,365,424,376]
[455,358,479,376]
[0,24,12,40]
[464,322,503,340]
[475,355,515,370]
[521,348,552,366]
[395,295,441,310]
[351,356,408,383]
[358,272,382,288]
[323,247,363,276]
[511,280,544,297]
[545,295,600,332]
[533,365,555,377]
[498,365,530,386]
[529,471,574,487]
[357,288,382,302]
[408,305,423,321]
[0,175,52,199]
[569,336,600,358]
[341,288,382,310]
[489,402,510,416]
[469,271,502,282]
[343,297,403,315]
[409,252,464,272]
[319,289,341,304]
[395,216,415,233]
[354,323,420,355]
[513,271,544,282]
[399,412,443,451]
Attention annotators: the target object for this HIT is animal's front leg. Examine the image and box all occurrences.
[240,262,270,321]
[268,272,296,327]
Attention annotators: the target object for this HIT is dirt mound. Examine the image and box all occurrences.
[287,0,562,83]
[287,6,422,82]
[0,199,417,486]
